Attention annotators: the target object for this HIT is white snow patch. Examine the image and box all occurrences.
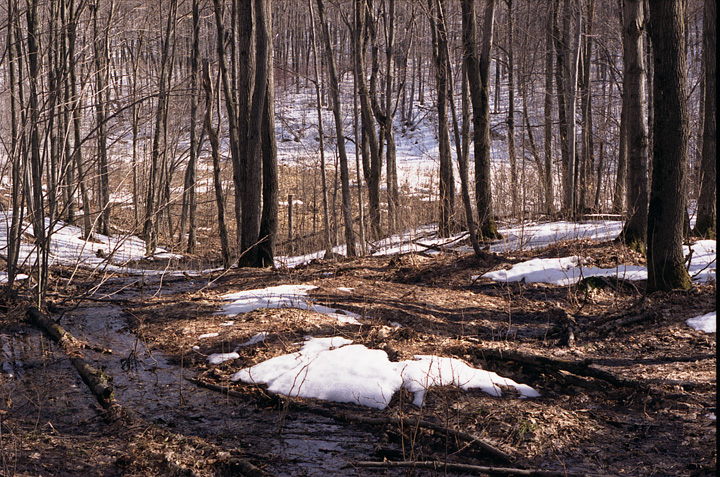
[218,284,361,324]
[686,311,716,333]
[207,352,239,365]
[479,240,715,286]
[232,337,538,409]
[199,332,219,339]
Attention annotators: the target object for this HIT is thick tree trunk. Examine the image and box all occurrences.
[355,0,383,240]
[257,0,278,268]
[646,0,692,291]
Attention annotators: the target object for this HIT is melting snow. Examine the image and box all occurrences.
[686,311,716,333]
[218,285,361,324]
[231,337,539,409]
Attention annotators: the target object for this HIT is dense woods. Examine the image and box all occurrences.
[0,0,715,297]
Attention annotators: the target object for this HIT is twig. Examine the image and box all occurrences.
[349,460,588,476]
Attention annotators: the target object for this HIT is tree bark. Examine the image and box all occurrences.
[618,0,649,251]
[257,0,278,268]
[355,0,383,239]
[461,0,501,240]
[317,0,356,257]
[430,0,455,237]
[203,62,232,269]
[693,0,716,238]
[646,0,692,291]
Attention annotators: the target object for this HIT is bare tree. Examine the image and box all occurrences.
[646,0,691,291]
[316,0,356,257]
[461,0,501,239]
[617,0,649,251]
[693,0,716,238]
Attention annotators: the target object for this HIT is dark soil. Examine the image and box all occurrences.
[1,240,715,476]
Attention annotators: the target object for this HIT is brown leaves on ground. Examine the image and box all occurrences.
[124,240,715,475]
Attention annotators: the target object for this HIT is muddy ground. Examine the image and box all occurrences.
[0,240,716,476]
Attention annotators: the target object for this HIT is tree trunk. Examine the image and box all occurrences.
[355,0,383,240]
[461,0,500,239]
[544,0,555,215]
[506,0,518,219]
[181,0,201,254]
[317,0,356,256]
[143,0,177,254]
[308,0,332,254]
[26,0,48,302]
[257,0,278,268]
[646,0,692,291]
[693,0,716,238]
[385,0,400,235]
[92,2,112,237]
[430,0,455,238]
[203,62,232,269]
[618,0,649,251]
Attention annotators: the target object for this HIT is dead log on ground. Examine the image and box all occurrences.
[475,347,642,389]
[27,306,121,418]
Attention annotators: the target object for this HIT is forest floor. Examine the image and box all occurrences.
[0,239,716,476]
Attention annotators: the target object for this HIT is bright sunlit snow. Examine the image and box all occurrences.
[479,240,715,286]
[218,284,361,324]
[231,336,539,409]
[686,311,716,333]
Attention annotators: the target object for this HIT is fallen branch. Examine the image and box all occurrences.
[475,347,642,389]
[187,378,511,462]
[350,460,587,476]
[27,306,122,419]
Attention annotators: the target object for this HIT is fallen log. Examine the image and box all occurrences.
[27,306,120,417]
[27,306,112,354]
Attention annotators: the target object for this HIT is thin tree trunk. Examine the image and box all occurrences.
[181,0,201,254]
[144,0,177,254]
[694,0,716,238]
[506,0,518,219]
[308,0,332,254]
[317,0,356,256]
[618,0,649,250]
[202,62,232,269]
[544,0,555,215]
